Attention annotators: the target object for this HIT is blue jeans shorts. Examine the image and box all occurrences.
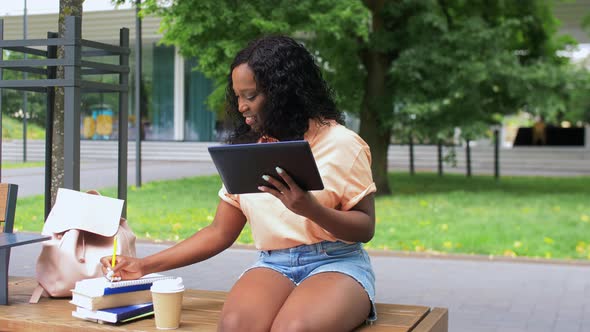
[243,240,377,323]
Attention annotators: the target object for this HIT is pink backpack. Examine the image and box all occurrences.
[30,190,136,302]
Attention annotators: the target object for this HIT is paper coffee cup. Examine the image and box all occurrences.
[151,277,185,330]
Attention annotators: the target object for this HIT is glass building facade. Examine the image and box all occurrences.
[2,8,219,142]
[79,43,217,142]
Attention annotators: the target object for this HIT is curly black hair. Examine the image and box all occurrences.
[224,35,344,144]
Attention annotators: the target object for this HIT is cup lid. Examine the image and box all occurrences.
[150,277,185,293]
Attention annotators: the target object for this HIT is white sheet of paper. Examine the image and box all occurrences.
[45,188,124,236]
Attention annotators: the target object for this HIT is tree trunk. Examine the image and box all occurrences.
[358,57,392,195]
[359,0,393,195]
[51,0,83,206]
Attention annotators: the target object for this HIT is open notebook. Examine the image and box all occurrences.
[72,273,174,297]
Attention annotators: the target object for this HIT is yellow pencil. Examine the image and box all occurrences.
[111,237,117,269]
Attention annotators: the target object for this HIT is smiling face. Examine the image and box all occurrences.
[231,63,266,132]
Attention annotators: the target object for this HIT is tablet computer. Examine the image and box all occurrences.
[208,140,324,194]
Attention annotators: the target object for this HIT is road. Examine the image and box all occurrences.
[1,160,218,198]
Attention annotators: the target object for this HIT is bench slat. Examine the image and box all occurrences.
[413,308,449,332]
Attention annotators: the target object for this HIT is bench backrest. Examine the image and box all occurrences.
[0,183,18,233]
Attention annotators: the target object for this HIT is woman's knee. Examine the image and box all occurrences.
[217,310,241,332]
[218,310,252,332]
[271,317,313,332]
[218,308,270,332]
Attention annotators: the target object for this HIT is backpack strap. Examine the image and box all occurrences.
[29,284,47,303]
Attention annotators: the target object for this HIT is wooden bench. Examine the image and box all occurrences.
[0,277,447,331]
[0,183,51,305]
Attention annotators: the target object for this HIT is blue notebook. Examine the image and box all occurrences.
[72,302,154,323]
[72,273,174,296]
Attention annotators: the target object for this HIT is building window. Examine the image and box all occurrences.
[80,42,177,141]
[184,58,216,141]
[144,43,175,140]
[80,49,120,141]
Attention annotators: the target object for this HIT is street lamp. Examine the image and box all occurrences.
[22,0,28,162]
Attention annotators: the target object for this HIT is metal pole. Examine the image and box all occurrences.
[45,31,58,219]
[408,132,414,175]
[466,139,471,177]
[0,19,3,181]
[63,16,81,190]
[494,129,500,180]
[135,0,142,188]
[22,0,28,162]
[118,27,129,217]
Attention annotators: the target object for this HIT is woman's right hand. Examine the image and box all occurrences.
[100,255,145,281]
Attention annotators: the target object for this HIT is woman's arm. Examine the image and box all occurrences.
[303,193,375,243]
[102,200,247,279]
[259,168,375,243]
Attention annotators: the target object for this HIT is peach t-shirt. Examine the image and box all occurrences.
[218,119,376,250]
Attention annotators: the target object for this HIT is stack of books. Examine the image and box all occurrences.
[70,273,174,324]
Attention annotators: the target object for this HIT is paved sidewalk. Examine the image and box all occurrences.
[4,161,590,331]
[1,160,218,198]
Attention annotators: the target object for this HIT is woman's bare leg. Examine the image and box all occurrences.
[270,272,371,332]
[218,267,295,332]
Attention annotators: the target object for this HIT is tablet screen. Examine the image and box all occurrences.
[208,140,324,194]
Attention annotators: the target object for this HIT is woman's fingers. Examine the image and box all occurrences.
[100,255,126,274]
[260,167,311,207]
[100,255,144,281]
[100,256,111,267]
[274,167,301,192]
[258,167,317,216]
[100,256,115,271]
[100,256,118,280]
[110,257,127,273]
[261,174,288,194]
[261,167,301,194]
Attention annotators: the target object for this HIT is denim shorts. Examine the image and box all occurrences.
[243,240,377,323]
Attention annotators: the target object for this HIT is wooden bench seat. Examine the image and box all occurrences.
[0,277,447,331]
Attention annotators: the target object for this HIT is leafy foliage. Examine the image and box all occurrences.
[1,51,48,127]
[1,116,46,139]
[564,68,590,124]
[390,0,586,141]
[116,0,588,194]
[138,0,370,116]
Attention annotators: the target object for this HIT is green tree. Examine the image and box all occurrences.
[136,0,576,194]
[1,51,46,128]
[564,67,590,124]
[567,10,590,124]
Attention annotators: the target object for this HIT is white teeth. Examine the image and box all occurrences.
[245,116,256,125]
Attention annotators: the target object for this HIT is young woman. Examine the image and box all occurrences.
[102,35,377,331]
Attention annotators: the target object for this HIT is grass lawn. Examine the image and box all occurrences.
[2,117,45,139]
[14,172,590,261]
[1,161,45,169]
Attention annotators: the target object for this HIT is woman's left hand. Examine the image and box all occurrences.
[258,167,320,217]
